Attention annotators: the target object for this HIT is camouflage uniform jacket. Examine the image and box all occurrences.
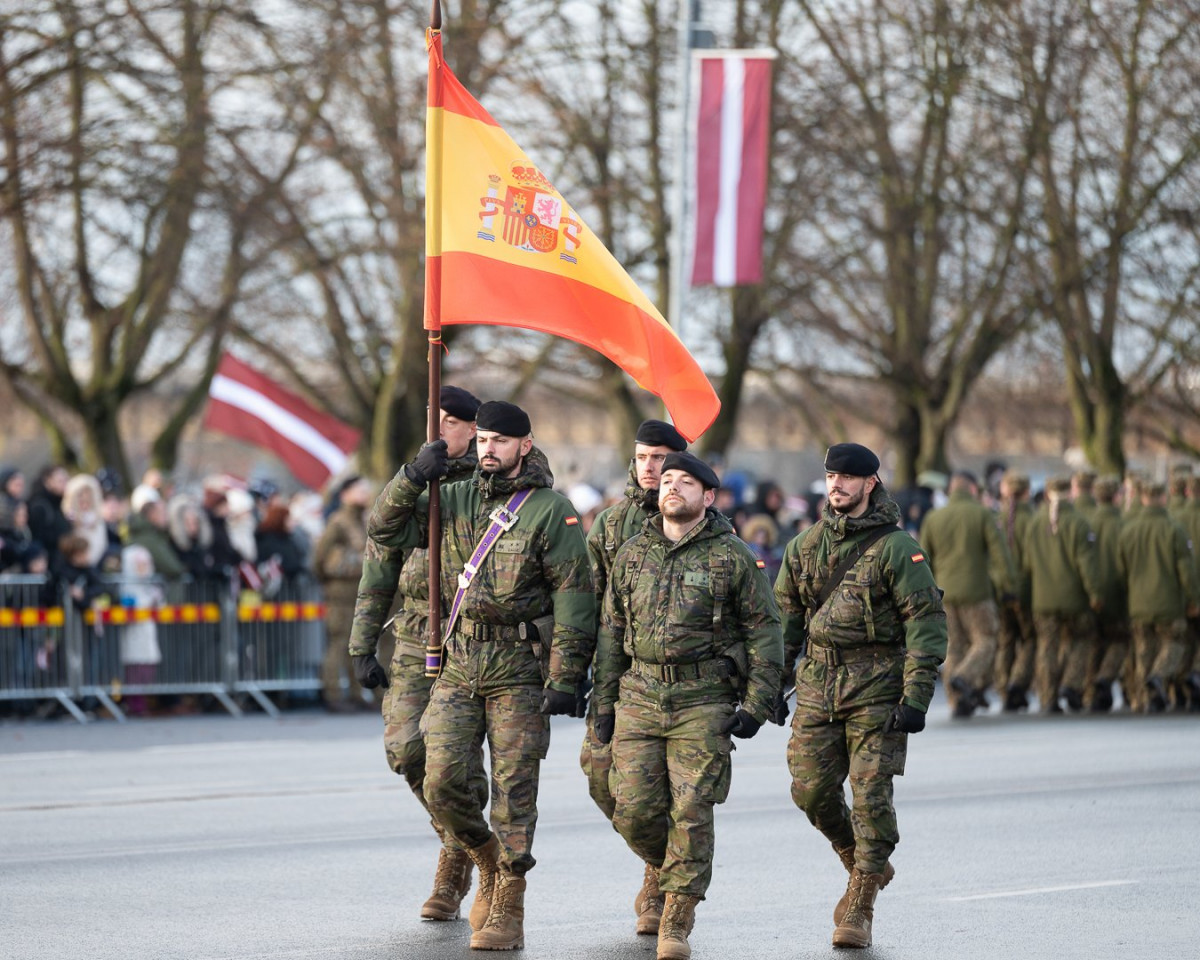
[1116,505,1199,623]
[313,503,367,605]
[349,451,476,658]
[364,446,595,694]
[586,462,657,600]
[918,489,1015,605]
[593,509,783,723]
[999,500,1035,609]
[1090,503,1126,618]
[1020,501,1103,616]
[774,488,947,713]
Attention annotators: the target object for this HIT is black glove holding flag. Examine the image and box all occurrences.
[352,654,390,690]
[405,439,449,485]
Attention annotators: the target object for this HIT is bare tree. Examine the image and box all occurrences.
[0,1,324,478]
[1015,0,1200,474]
[751,0,1042,485]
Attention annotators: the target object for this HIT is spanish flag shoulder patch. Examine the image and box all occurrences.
[910,552,925,563]
[565,516,579,526]
[755,559,766,569]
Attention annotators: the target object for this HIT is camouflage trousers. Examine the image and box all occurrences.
[580,706,616,821]
[1129,619,1188,709]
[1087,614,1130,707]
[1031,612,1097,711]
[423,669,549,876]
[788,699,907,876]
[320,603,363,704]
[610,691,735,899]
[942,600,999,706]
[994,600,1035,694]
[381,650,487,850]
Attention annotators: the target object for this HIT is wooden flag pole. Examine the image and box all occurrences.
[424,0,445,678]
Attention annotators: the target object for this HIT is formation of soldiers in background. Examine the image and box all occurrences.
[916,467,1200,718]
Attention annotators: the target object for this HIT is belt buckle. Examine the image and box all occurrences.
[489,505,518,531]
[662,663,678,683]
[472,621,488,641]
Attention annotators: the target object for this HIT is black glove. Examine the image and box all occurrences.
[404,439,449,485]
[768,687,790,726]
[594,713,615,745]
[573,677,592,719]
[540,687,577,716]
[352,654,390,690]
[883,703,926,734]
[720,708,762,739]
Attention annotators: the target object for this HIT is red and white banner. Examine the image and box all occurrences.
[690,52,774,288]
[203,354,361,490]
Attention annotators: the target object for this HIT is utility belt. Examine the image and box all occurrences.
[628,657,734,684]
[804,642,901,666]
[455,616,533,644]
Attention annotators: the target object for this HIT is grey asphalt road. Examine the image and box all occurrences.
[1,699,1197,960]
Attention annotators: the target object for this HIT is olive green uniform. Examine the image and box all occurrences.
[774,488,946,876]
[919,489,1014,710]
[1019,501,1103,712]
[594,509,783,898]
[365,447,595,875]
[994,500,1036,702]
[314,502,367,706]
[581,464,658,820]
[1116,506,1198,710]
[1086,502,1130,707]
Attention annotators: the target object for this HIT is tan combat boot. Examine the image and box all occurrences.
[469,870,526,951]
[465,835,501,932]
[832,843,894,924]
[634,861,664,935]
[832,868,884,948]
[420,845,474,920]
[656,892,699,960]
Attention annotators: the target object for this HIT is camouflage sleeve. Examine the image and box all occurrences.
[586,508,611,601]
[541,498,597,694]
[347,538,406,657]
[731,546,784,723]
[773,532,811,678]
[593,547,631,714]
[350,469,429,657]
[366,468,430,551]
[882,535,947,712]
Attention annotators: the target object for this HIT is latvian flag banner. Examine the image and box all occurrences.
[203,353,361,490]
[690,51,774,288]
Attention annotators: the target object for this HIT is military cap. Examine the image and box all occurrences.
[635,419,687,451]
[1045,475,1071,495]
[824,442,880,477]
[440,384,481,421]
[1093,475,1121,500]
[1072,469,1096,490]
[476,400,531,437]
[661,451,720,490]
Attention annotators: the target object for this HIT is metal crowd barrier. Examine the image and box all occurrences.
[0,574,328,723]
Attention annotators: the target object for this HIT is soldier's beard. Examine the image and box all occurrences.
[829,488,866,515]
[660,497,704,523]
[480,451,522,477]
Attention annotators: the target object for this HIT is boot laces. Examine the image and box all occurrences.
[660,894,697,939]
[484,873,520,927]
[432,848,469,897]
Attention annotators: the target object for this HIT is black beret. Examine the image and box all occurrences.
[476,400,531,437]
[661,451,720,490]
[440,384,481,421]
[824,442,880,477]
[635,419,687,451]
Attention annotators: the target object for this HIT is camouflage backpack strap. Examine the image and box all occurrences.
[710,539,732,647]
[605,497,634,555]
[813,523,899,615]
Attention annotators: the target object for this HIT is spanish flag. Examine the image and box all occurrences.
[425,29,720,442]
